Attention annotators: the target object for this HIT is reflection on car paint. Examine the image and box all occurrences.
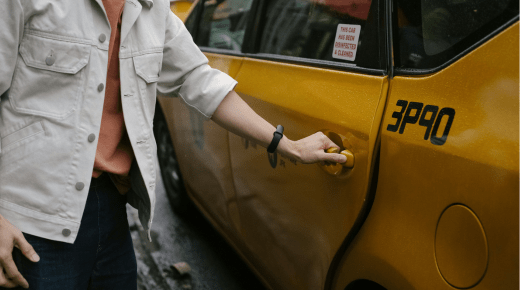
[241,137,298,169]
[268,152,277,169]
[189,109,205,150]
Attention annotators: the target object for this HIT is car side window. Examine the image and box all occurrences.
[184,0,203,35]
[395,0,519,70]
[195,0,254,51]
[257,0,381,68]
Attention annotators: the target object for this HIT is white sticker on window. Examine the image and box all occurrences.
[332,24,361,61]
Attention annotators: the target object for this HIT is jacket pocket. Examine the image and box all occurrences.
[9,31,91,119]
[0,121,46,167]
[133,52,163,125]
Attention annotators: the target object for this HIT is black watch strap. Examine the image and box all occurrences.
[267,125,284,153]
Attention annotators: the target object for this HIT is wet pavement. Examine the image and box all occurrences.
[127,167,266,290]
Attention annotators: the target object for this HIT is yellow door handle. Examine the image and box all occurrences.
[318,130,355,176]
[326,147,355,168]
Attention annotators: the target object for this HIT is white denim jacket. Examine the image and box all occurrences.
[0,0,237,243]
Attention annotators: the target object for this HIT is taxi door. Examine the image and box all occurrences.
[350,26,519,290]
[228,0,388,289]
[158,0,250,232]
[331,1,519,289]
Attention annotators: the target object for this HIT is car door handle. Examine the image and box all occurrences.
[326,147,355,168]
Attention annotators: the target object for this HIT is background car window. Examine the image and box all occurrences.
[195,0,254,51]
[184,0,202,35]
[257,0,380,67]
[396,0,519,69]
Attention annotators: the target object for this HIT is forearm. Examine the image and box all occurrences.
[211,90,347,164]
[211,90,300,160]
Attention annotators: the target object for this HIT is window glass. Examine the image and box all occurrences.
[258,0,377,66]
[195,0,254,51]
[184,0,202,35]
[396,0,519,69]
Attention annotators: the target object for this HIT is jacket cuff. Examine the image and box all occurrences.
[178,65,238,119]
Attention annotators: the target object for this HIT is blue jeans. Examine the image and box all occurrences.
[2,173,137,290]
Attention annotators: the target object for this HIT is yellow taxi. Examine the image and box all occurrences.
[168,0,194,22]
[155,0,519,289]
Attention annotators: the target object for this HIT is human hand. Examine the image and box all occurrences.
[0,214,39,289]
[278,132,347,164]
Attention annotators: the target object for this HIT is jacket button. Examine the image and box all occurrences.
[75,182,85,191]
[45,55,56,66]
[97,83,104,92]
[62,229,71,237]
[88,134,96,142]
[99,33,107,43]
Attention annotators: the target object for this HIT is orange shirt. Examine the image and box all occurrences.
[92,0,134,194]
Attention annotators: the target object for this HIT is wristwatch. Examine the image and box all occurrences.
[267,125,284,153]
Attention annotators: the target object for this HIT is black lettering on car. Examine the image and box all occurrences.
[418,105,439,140]
[430,108,455,146]
[386,100,408,132]
[387,100,455,145]
[399,102,423,134]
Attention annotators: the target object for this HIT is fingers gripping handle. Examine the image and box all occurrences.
[326,147,355,168]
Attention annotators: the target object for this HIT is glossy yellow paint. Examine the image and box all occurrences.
[332,22,519,290]
[159,52,279,289]
[157,53,244,238]
[435,204,488,288]
[169,0,193,22]
[164,2,518,289]
[226,57,388,289]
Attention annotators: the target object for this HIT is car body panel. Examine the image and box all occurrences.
[331,22,519,290]
[157,53,243,233]
[227,57,388,289]
[169,0,193,22]
[160,1,519,289]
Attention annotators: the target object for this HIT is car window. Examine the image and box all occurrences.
[195,0,254,51]
[395,0,519,69]
[257,0,380,68]
[184,0,202,35]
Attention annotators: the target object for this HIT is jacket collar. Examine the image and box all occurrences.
[122,0,142,44]
[120,0,153,44]
[137,0,153,8]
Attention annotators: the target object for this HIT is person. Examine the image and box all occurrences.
[0,0,347,289]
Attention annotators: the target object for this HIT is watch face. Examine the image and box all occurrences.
[276,125,284,134]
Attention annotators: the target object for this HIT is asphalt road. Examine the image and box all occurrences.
[127,165,266,290]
